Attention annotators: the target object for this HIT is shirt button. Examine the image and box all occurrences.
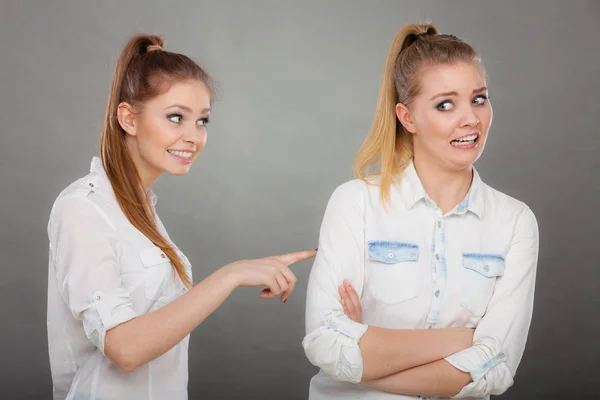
[161,253,166,259]
[437,221,441,228]
[435,254,440,260]
[435,290,440,297]
[387,252,394,259]
[95,295,102,301]
[88,183,94,188]
[484,265,490,273]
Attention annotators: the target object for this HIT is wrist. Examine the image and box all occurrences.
[218,264,241,290]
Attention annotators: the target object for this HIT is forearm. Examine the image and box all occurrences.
[359,326,474,380]
[105,266,237,371]
[363,359,472,397]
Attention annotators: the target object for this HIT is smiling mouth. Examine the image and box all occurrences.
[167,149,193,160]
[450,134,479,147]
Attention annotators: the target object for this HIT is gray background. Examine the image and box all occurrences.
[1,0,598,399]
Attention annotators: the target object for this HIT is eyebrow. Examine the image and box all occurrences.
[165,104,211,114]
[430,86,488,101]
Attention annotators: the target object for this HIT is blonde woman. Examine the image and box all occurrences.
[303,23,539,399]
[47,34,315,400]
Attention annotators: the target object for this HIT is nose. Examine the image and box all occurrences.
[460,105,480,128]
[182,128,207,147]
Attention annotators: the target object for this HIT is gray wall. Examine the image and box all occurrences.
[1,0,598,398]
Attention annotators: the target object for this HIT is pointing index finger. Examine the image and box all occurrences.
[276,249,317,266]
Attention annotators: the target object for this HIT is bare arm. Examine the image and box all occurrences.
[362,359,472,397]
[339,281,474,381]
[358,326,474,380]
[105,265,235,371]
[51,194,316,373]
[105,250,315,372]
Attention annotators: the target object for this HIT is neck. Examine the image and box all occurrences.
[412,157,473,214]
[125,138,160,192]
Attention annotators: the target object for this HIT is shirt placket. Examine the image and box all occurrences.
[425,206,447,329]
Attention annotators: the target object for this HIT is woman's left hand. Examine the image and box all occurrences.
[338,280,362,323]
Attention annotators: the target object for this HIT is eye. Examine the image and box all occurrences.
[473,95,489,105]
[436,100,454,111]
[168,114,183,124]
[197,117,210,127]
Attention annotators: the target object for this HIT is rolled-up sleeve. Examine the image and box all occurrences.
[302,181,369,383]
[49,195,138,354]
[445,207,539,397]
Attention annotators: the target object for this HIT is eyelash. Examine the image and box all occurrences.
[167,113,210,126]
[436,95,489,111]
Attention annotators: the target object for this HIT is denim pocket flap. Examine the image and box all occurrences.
[462,253,505,277]
[368,241,419,264]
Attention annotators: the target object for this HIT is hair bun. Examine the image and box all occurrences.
[146,44,163,52]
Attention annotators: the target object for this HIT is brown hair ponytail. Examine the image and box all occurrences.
[100,34,213,287]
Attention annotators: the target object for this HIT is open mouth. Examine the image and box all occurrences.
[450,133,479,147]
[167,149,193,162]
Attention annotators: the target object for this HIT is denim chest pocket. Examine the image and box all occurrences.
[366,241,420,305]
[461,253,505,317]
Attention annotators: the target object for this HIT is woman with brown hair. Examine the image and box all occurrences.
[303,23,539,399]
[46,34,315,400]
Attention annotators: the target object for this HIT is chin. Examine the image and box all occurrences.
[456,154,481,169]
[168,167,192,177]
[444,151,480,170]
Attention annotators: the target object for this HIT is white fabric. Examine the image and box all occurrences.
[47,157,192,400]
[303,161,539,399]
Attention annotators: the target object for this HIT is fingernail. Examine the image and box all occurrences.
[344,280,349,286]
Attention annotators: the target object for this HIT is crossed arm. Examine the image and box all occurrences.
[303,183,539,398]
[339,281,473,397]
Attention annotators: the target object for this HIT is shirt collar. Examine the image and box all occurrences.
[397,160,484,218]
[89,157,158,207]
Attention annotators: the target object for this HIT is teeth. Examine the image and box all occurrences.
[451,134,478,144]
[168,150,193,159]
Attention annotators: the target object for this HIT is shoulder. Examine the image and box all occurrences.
[48,172,114,234]
[326,179,370,209]
[331,179,368,197]
[481,182,538,231]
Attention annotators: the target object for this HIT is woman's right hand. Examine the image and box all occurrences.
[339,279,362,323]
[224,249,317,303]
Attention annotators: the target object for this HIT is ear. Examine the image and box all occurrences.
[117,102,138,136]
[396,103,417,134]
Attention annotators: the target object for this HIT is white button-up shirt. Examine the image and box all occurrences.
[303,161,539,399]
[47,157,192,400]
